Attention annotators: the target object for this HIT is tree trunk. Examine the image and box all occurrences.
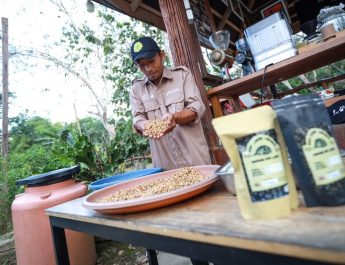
[158,0,218,162]
[2,17,9,196]
[14,49,116,139]
[282,80,293,90]
[2,18,9,159]
[298,74,311,85]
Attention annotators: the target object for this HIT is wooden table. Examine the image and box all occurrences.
[207,33,345,116]
[46,182,345,265]
[324,95,345,107]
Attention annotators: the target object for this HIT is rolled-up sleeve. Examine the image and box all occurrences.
[182,70,205,123]
[130,83,147,132]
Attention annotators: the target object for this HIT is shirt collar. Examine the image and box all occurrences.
[162,67,173,80]
[144,66,173,84]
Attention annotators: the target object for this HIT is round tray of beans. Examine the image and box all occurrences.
[82,165,220,214]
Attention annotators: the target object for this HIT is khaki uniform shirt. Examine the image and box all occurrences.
[130,66,211,170]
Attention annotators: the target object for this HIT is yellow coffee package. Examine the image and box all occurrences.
[212,106,298,220]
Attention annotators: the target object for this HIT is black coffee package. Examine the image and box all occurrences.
[272,94,345,207]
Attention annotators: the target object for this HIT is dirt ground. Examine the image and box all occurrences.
[95,239,149,265]
[0,232,149,265]
[0,232,16,265]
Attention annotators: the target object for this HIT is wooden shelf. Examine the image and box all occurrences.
[207,33,345,99]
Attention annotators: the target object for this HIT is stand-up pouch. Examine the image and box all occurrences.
[272,94,345,207]
[212,106,298,220]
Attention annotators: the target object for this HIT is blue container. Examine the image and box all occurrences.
[89,168,162,191]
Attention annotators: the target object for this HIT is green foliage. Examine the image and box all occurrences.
[109,118,149,171]
[0,5,170,235]
[56,8,163,168]
[10,115,63,153]
[59,10,166,119]
[0,144,75,234]
[54,128,103,180]
[275,59,345,93]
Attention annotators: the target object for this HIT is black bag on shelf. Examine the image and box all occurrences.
[327,99,345,125]
[272,94,345,207]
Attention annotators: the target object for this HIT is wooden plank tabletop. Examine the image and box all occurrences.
[324,95,345,107]
[207,33,345,98]
[46,181,345,264]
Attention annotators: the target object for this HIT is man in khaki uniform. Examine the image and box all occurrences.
[130,35,211,265]
[130,36,211,171]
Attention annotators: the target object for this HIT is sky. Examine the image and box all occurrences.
[0,0,116,123]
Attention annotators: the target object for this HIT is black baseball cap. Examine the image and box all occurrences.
[130,36,161,64]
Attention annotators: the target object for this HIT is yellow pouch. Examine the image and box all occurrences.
[212,106,298,220]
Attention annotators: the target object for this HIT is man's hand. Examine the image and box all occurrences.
[174,109,197,124]
[138,119,170,139]
[161,113,176,135]
[137,109,196,139]
[136,120,149,135]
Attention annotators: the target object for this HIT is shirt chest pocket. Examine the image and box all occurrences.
[143,99,160,120]
[165,90,185,112]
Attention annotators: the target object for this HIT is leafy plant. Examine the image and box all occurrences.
[109,118,149,172]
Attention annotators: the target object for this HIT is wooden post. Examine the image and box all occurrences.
[158,0,218,162]
[231,96,242,112]
[210,96,223,118]
[2,17,9,159]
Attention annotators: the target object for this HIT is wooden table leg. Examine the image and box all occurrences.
[51,222,70,265]
[146,249,159,265]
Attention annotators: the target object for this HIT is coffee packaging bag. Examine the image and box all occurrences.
[272,95,345,207]
[212,106,298,220]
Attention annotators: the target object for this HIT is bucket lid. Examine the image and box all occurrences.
[89,168,162,191]
[16,165,80,187]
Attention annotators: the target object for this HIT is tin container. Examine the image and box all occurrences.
[214,161,236,195]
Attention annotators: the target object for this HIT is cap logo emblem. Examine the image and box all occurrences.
[133,41,143,53]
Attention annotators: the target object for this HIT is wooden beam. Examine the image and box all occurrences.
[202,73,223,86]
[211,8,241,33]
[248,0,256,12]
[240,0,255,26]
[158,0,219,163]
[217,6,232,31]
[231,95,242,112]
[204,0,217,32]
[290,13,297,19]
[189,24,208,77]
[137,1,161,17]
[210,96,223,117]
[292,20,300,33]
[94,0,165,31]
[251,0,276,15]
[130,0,142,12]
[288,0,300,9]
[238,0,253,14]
[277,73,345,98]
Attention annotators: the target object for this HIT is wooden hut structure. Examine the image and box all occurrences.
[92,0,345,164]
